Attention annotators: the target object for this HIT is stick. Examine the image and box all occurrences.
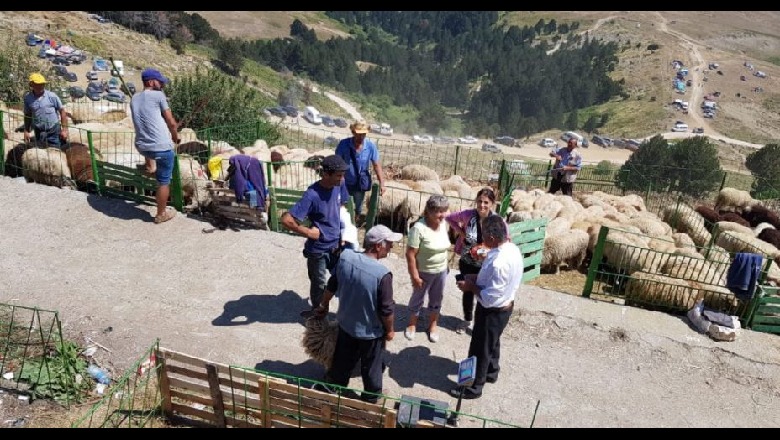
[85,337,113,353]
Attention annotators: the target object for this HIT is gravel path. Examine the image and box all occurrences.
[0,176,779,427]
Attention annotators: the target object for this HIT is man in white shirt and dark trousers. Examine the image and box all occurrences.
[453,215,523,399]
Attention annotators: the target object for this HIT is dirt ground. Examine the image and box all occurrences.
[1,176,779,428]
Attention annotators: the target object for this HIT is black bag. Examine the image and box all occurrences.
[348,147,372,191]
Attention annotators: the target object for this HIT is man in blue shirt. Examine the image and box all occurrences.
[334,120,386,225]
[548,137,583,196]
[282,155,350,317]
[23,73,68,148]
[313,224,400,403]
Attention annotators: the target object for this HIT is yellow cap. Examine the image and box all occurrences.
[29,73,47,84]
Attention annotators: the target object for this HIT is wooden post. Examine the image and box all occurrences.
[453,144,461,176]
[206,364,227,428]
[155,349,173,420]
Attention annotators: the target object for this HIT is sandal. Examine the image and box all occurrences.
[154,209,176,224]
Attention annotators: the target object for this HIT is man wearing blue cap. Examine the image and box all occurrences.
[130,68,180,224]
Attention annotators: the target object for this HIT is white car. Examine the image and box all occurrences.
[539,138,557,148]
[412,134,433,144]
[458,135,478,144]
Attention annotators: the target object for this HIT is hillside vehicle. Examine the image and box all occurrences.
[111,60,125,77]
[378,123,393,136]
[282,105,299,118]
[86,70,98,81]
[481,143,502,154]
[693,127,704,134]
[303,106,322,124]
[333,117,348,128]
[93,58,109,71]
[560,131,585,146]
[458,135,478,144]
[539,138,557,148]
[320,115,335,127]
[412,135,433,144]
[671,122,689,132]
[493,135,515,146]
[591,135,612,147]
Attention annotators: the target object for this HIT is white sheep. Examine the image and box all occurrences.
[541,228,590,274]
[400,164,439,182]
[626,216,672,238]
[178,155,211,209]
[662,204,711,247]
[21,147,73,188]
[716,230,780,259]
[714,187,756,213]
[715,221,754,237]
[625,272,699,310]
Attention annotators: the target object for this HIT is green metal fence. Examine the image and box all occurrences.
[0,303,85,406]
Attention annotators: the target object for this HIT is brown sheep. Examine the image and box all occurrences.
[742,204,780,229]
[176,141,210,165]
[719,212,750,228]
[758,228,780,251]
[64,142,101,184]
[694,205,720,230]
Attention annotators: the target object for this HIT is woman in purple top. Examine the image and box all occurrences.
[445,188,505,334]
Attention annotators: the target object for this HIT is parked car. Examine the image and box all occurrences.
[51,56,70,66]
[282,105,299,118]
[87,90,102,101]
[68,86,85,99]
[266,106,287,118]
[86,81,102,93]
[333,117,348,128]
[539,138,557,148]
[412,134,433,144]
[493,135,515,146]
[93,59,109,71]
[324,136,339,146]
[64,72,78,82]
[121,82,136,95]
[591,135,612,147]
[51,65,68,77]
[458,135,478,144]
[86,70,98,81]
[104,91,125,103]
[321,115,335,127]
[481,143,502,154]
[693,127,705,134]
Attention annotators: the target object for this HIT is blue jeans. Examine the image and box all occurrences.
[349,189,366,217]
[303,250,338,308]
[33,125,63,147]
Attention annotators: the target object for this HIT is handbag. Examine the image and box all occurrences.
[347,146,372,191]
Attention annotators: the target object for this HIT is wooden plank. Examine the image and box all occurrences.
[159,348,284,384]
[224,414,263,429]
[267,414,327,429]
[523,252,543,266]
[170,402,218,424]
[169,388,212,407]
[155,350,173,420]
[206,364,228,428]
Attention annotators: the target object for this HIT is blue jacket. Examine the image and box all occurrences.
[726,253,763,301]
[228,155,268,207]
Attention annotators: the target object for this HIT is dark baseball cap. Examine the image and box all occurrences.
[320,155,348,173]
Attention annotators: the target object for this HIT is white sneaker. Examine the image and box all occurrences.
[456,320,472,335]
[428,331,439,343]
[404,327,416,340]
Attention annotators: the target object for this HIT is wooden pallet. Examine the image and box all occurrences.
[509,217,548,283]
[208,183,268,230]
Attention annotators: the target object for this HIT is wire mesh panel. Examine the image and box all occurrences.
[0,303,84,406]
[582,226,760,320]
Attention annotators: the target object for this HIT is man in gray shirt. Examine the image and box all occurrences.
[130,68,180,224]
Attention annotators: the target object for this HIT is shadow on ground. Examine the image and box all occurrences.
[211,289,310,326]
[87,193,153,222]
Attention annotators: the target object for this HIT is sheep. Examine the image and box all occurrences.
[541,228,590,274]
[714,187,756,213]
[507,210,533,223]
[271,164,320,191]
[758,228,780,251]
[671,232,696,249]
[626,216,672,238]
[21,147,73,188]
[439,175,469,192]
[687,282,741,315]
[742,204,780,229]
[179,128,200,143]
[178,155,212,209]
[753,222,776,237]
[694,205,721,227]
[65,143,101,184]
[662,204,711,247]
[4,142,35,178]
[625,272,699,310]
[400,164,439,182]
[719,212,751,228]
[533,200,563,220]
[545,217,573,237]
[176,141,211,165]
[602,228,664,274]
[716,230,780,259]
[301,317,339,369]
[660,255,727,286]
[714,221,753,237]
[376,181,414,232]
[532,193,555,210]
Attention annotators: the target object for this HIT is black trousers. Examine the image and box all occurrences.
[465,301,513,395]
[548,174,573,196]
[326,327,385,403]
[458,260,481,321]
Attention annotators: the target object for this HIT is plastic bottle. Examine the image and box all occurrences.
[87,364,111,385]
